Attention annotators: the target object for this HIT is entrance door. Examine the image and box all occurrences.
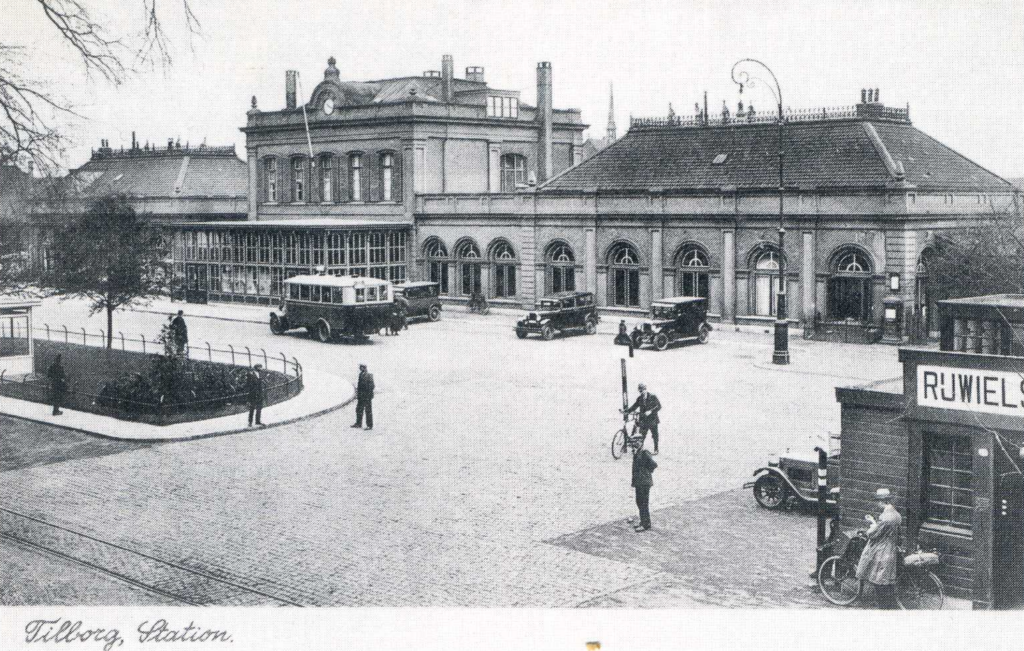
[993,472,1024,609]
[184,264,208,304]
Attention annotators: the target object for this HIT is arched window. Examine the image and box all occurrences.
[500,154,527,192]
[318,154,334,203]
[348,153,363,201]
[264,158,278,202]
[491,240,517,298]
[546,242,576,294]
[456,240,482,296]
[424,238,449,294]
[827,247,873,322]
[676,245,710,298]
[291,156,307,202]
[752,247,781,317]
[608,242,641,307]
[379,152,395,201]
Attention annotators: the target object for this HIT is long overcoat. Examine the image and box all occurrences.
[856,504,902,585]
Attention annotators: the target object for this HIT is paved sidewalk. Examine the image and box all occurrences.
[0,368,352,441]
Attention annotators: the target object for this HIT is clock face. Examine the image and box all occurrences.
[323,98,335,115]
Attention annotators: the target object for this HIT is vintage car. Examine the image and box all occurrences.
[745,448,840,514]
[630,296,712,351]
[515,291,599,340]
[269,274,395,342]
[394,281,443,322]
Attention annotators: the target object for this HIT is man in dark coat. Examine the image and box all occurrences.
[631,445,658,532]
[625,383,662,454]
[246,364,266,427]
[170,310,189,356]
[351,364,375,430]
[46,354,67,416]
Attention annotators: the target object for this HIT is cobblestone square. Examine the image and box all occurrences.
[1,300,904,607]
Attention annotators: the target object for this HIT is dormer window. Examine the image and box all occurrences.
[487,96,519,118]
[712,153,729,165]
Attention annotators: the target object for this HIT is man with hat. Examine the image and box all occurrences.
[624,383,662,454]
[352,364,375,430]
[246,364,266,428]
[856,487,902,608]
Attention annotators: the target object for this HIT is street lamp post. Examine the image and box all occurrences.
[732,59,790,365]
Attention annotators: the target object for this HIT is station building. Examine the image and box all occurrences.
[172,55,586,305]
[170,56,1018,337]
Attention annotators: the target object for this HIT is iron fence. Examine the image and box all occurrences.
[0,324,303,425]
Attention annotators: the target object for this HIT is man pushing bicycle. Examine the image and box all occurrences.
[623,383,662,455]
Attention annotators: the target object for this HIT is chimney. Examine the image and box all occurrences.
[423,70,441,78]
[861,88,867,104]
[168,138,174,151]
[132,131,137,150]
[441,55,454,102]
[285,70,298,109]
[536,61,553,183]
[466,66,485,83]
[874,88,880,103]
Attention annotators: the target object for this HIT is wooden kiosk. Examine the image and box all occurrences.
[836,294,1024,609]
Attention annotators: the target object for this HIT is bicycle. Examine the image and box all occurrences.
[466,293,490,315]
[611,410,645,460]
[817,530,944,609]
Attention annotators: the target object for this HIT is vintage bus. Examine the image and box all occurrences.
[269,274,395,342]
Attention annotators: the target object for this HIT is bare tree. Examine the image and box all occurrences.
[1,0,201,171]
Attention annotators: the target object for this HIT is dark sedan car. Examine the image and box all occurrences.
[394,282,443,321]
[515,291,599,340]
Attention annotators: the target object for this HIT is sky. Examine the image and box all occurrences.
[6,0,1024,178]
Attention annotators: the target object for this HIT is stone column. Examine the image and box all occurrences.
[722,230,736,323]
[802,231,816,324]
[585,227,597,293]
[650,228,663,301]
[519,216,537,308]
[488,144,501,193]
[246,148,258,220]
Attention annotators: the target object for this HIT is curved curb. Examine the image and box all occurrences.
[0,369,354,443]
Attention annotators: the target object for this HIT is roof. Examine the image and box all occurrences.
[542,109,1013,194]
[939,294,1024,309]
[285,274,391,288]
[652,296,707,305]
[395,281,439,288]
[539,291,593,300]
[179,219,412,229]
[66,146,247,200]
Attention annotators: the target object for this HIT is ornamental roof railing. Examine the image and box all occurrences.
[630,104,910,130]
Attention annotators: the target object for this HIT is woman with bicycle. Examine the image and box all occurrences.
[856,487,902,608]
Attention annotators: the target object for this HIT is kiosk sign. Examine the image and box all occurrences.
[918,364,1024,416]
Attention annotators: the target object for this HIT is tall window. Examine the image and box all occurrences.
[546,242,575,294]
[922,432,973,531]
[425,238,449,294]
[319,155,333,202]
[327,231,345,267]
[348,154,362,201]
[491,240,517,298]
[264,158,277,202]
[500,154,527,192]
[827,248,873,322]
[609,242,640,307]
[677,245,710,298]
[456,240,482,296]
[380,153,395,201]
[291,157,306,202]
[387,231,406,281]
[752,248,780,317]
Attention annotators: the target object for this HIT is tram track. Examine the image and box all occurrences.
[0,507,304,607]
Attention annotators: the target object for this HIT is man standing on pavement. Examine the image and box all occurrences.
[631,444,657,532]
[170,310,189,357]
[351,364,374,430]
[246,364,266,428]
[46,354,67,416]
[624,383,662,454]
[856,487,902,608]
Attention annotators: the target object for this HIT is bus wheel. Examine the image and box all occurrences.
[316,319,332,343]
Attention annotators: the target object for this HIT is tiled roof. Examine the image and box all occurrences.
[68,147,247,199]
[542,117,1013,193]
